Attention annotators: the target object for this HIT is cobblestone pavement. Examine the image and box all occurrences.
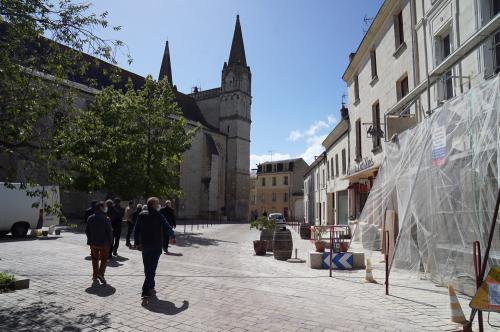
[0,222,491,331]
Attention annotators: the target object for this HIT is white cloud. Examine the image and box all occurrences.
[288,130,303,142]
[287,115,337,142]
[251,115,337,169]
[299,135,327,165]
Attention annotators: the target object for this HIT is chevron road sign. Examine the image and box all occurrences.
[322,252,353,270]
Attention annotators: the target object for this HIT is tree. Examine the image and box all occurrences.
[0,0,129,184]
[52,76,198,200]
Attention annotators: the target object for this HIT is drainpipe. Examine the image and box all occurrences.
[455,0,464,94]
[410,0,421,121]
[422,0,431,116]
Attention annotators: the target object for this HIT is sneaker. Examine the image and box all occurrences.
[97,275,107,285]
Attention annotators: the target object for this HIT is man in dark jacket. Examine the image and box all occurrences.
[106,199,122,258]
[160,200,176,254]
[134,197,176,298]
[85,201,113,284]
[83,200,97,223]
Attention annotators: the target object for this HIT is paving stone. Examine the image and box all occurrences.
[0,223,487,331]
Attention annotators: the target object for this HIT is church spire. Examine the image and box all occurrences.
[228,15,247,67]
[159,40,173,84]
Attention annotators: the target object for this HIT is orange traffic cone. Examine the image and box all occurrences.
[448,285,467,324]
[365,258,377,283]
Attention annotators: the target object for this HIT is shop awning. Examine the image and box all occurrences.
[342,164,379,182]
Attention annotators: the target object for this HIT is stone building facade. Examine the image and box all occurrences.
[164,15,252,221]
[251,158,308,221]
[339,0,500,225]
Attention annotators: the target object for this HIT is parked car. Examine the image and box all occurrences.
[268,213,286,228]
[0,183,60,237]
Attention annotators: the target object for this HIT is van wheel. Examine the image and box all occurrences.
[11,223,29,238]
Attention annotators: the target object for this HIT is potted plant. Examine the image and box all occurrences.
[0,273,29,292]
[313,227,327,253]
[339,227,351,252]
[250,217,276,252]
[253,240,267,255]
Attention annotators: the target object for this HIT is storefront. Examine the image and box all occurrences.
[344,162,379,221]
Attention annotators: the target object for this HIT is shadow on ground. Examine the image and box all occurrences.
[141,297,189,315]
[0,235,60,242]
[175,234,237,248]
[0,301,111,331]
[85,283,116,297]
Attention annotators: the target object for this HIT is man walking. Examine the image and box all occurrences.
[124,200,135,247]
[106,199,122,258]
[134,197,176,298]
[85,201,113,284]
[83,200,97,223]
[160,200,176,254]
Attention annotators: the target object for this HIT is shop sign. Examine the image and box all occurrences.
[348,157,374,175]
[431,126,447,166]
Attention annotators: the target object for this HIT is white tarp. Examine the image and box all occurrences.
[352,75,500,296]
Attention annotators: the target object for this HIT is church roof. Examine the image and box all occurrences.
[158,41,173,84]
[204,133,219,155]
[228,15,247,67]
[174,91,218,130]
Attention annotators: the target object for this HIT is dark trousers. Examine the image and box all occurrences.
[126,222,135,245]
[163,236,169,252]
[110,228,121,256]
[142,247,162,293]
[90,245,109,278]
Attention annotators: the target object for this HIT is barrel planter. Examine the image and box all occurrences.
[299,223,311,239]
[273,228,293,261]
[260,229,273,252]
[253,240,267,256]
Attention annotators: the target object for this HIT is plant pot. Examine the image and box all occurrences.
[315,241,326,253]
[299,224,311,239]
[260,229,273,252]
[11,279,30,290]
[42,231,48,236]
[253,240,267,256]
[339,242,349,252]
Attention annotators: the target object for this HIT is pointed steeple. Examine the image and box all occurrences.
[228,15,247,67]
[159,40,173,84]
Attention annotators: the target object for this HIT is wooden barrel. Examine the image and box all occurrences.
[273,228,293,260]
[260,229,273,252]
[299,223,311,239]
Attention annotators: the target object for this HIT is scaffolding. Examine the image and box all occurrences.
[352,75,500,296]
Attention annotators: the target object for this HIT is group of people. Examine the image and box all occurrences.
[85,196,177,298]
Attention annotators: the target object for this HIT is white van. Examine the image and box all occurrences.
[0,183,61,237]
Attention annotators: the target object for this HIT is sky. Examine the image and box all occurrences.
[89,0,384,168]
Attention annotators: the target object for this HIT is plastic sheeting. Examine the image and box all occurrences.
[352,76,500,296]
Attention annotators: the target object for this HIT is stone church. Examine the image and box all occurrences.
[2,15,251,222]
[162,15,251,221]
